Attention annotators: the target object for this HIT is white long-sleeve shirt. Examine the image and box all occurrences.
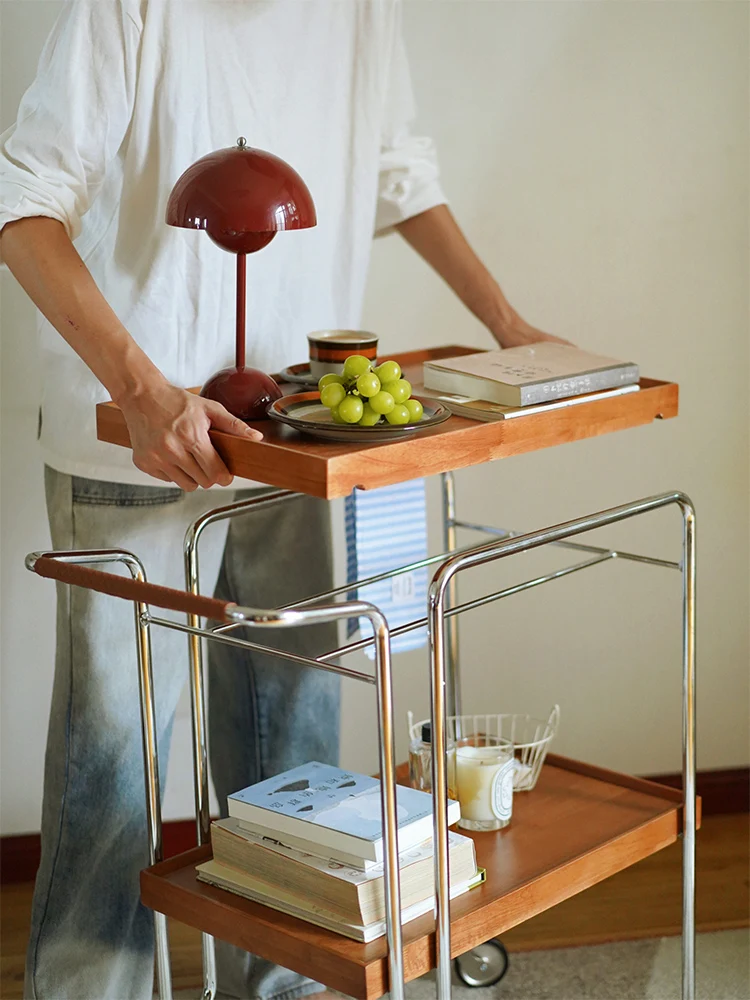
[0,0,445,485]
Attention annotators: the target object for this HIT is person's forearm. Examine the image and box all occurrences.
[395,205,516,335]
[1,215,259,490]
[396,204,569,349]
[0,216,166,404]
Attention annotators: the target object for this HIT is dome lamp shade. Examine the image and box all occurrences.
[165,138,317,419]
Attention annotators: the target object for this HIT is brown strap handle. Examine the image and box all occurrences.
[32,555,235,621]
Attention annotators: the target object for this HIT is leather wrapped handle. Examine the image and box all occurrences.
[32,555,235,621]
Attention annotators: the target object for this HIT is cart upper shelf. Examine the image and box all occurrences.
[96,346,678,500]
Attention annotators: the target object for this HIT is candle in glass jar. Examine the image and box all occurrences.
[455,740,514,831]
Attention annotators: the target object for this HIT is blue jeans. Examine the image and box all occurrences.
[26,468,340,1000]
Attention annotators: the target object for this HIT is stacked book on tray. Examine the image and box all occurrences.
[416,342,640,421]
[196,761,481,942]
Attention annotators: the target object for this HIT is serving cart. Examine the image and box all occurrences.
[26,346,697,1000]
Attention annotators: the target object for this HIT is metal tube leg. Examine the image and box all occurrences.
[133,599,172,1000]
[371,612,405,1000]
[185,544,212,843]
[184,538,217,1000]
[680,499,697,1000]
[182,491,296,1000]
[428,584,452,1000]
[440,472,461,723]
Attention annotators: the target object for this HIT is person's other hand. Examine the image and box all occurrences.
[492,310,573,350]
[119,379,262,490]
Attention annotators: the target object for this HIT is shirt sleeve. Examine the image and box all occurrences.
[0,0,143,263]
[374,17,447,237]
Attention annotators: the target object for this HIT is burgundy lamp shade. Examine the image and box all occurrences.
[165,137,316,253]
[165,139,316,421]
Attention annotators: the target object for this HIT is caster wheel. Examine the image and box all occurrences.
[454,938,509,988]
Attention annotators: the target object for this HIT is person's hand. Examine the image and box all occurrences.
[119,379,263,491]
[491,310,573,350]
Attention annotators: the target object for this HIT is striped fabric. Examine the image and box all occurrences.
[345,481,428,659]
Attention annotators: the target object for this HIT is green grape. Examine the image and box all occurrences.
[358,403,382,426]
[343,355,372,379]
[320,382,346,409]
[330,405,346,424]
[405,398,424,422]
[338,394,364,423]
[373,360,401,384]
[385,403,410,426]
[382,378,411,404]
[369,390,395,415]
[318,373,346,390]
[356,372,381,397]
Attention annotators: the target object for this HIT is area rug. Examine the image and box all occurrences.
[173,929,749,1000]
[406,930,749,1000]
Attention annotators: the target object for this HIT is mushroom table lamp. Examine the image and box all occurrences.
[166,137,317,420]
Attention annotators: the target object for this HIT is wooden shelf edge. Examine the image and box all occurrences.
[95,348,679,500]
[140,757,690,999]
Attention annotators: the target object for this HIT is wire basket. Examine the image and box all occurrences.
[407,705,560,791]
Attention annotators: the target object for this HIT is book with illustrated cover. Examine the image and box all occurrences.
[228,761,460,863]
[423,343,639,407]
[413,382,640,422]
[211,817,477,924]
[195,858,485,943]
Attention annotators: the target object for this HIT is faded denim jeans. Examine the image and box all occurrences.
[27,467,340,1000]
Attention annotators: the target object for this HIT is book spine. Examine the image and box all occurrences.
[233,820,380,868]
[519,365,639,405]
[227,801,382,861]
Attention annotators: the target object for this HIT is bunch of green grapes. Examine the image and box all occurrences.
[317,355,424,427]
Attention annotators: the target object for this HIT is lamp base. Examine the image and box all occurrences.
[200,366,282,421]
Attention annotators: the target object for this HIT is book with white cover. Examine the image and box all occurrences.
[423,344,639,406]
[234,820,382,870]
[211,817,477,924]
[196,858,484,943]
[228,761,460,863]
[413,382,640,422]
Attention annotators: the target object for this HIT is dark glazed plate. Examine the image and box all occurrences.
[275,363,319,387]
[267,393,451,443]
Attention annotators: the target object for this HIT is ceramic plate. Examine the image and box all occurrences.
[275,363,319,387]
[267,392,451,443]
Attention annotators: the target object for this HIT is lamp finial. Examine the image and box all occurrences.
[237,136,247,149]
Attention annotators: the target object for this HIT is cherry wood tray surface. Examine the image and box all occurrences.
[97,347,679,499]
[140,756,695,999]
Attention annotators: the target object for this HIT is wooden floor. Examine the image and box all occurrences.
[2,815,747,998]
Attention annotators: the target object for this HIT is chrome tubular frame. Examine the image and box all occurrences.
[28,484,696,1000]
[156,602,403,1000]
[182,491,405,1000]
[680,500,697,1000]
[440,472,462,723]
[27,546,404,1000]
[25,549,174,1000]
[181,487,696,1000]
[183,491,296,1000]
[427,491,697,1000]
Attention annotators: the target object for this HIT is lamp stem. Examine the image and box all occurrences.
[236,252,246,370]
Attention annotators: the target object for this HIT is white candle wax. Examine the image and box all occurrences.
[456,745,514,824]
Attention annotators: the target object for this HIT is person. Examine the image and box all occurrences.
[0,2,564,998]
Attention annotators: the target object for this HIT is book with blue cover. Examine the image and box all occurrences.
[227,761,460,863]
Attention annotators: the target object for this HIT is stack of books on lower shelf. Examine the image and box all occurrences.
[196,761,482,942]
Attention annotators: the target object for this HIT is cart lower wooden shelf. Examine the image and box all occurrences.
[140,755,696,1000]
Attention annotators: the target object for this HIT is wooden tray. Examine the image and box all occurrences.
[96,347,679,500]
[140,756,695,999]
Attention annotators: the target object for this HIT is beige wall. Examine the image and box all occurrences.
[1,1,748,835]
